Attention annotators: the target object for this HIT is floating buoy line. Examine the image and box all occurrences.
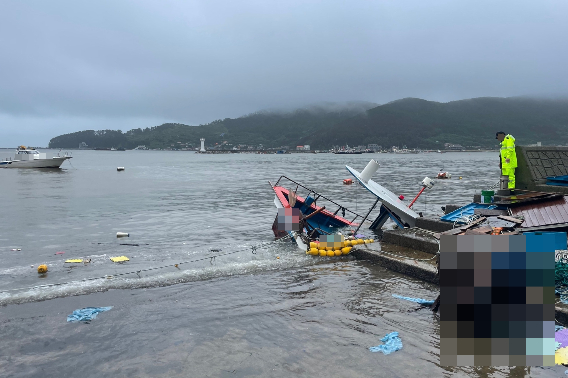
[0,233,304,294]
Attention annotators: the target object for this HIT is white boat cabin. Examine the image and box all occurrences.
[14,146,48,161]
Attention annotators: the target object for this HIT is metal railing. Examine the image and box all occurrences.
[270,175,366,225]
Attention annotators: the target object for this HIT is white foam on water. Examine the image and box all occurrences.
[0,249,347,306]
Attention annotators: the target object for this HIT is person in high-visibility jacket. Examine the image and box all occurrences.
[496,131,517,189]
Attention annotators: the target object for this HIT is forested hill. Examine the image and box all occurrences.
[304,97,568,149]
[48,102,377,149]
[48,97,568,149]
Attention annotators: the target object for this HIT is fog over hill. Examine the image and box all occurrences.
[49,97,568,150]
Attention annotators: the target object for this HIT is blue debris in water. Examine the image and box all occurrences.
[369,332,403,355]
[67,307,113,322]
[392,294,435,306]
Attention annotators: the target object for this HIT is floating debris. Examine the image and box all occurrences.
[110,256,129,262]
[67,307,113,323]
[369,332,403,355]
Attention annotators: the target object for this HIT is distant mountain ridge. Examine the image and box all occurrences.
[48,97,568,149]
[304,96,568,149]
[48,102,378,149]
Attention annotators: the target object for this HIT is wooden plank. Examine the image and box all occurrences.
[464,227,493,235]
[497,215,524,224]
[474,209,508,216]
[440,228,466,236]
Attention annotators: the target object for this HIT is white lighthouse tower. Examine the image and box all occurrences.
[200,138,206,152]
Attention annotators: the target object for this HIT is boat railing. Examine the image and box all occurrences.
[270,175,366,224]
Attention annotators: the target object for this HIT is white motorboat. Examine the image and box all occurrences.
[1,146,72,168]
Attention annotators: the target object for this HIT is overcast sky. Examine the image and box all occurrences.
[0,0,566,147]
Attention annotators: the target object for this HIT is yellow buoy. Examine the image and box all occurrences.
[326,250,335,257]
[310,242,318,249]
[364,239,370,244]
[334,250,342,256]
[357,239,364,244]
[309,249,319,255]
[341,247,352,255]
[37,264,48,274]
[310,248,319,254]
[319,250,327,256]
[334,246,342,251]
[369,239,374,243]
[326,247,334,251]
[344,240,351,247]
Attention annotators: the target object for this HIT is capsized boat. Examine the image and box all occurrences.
[270,162,434,251]
[1,146,72,168]
[270,176,364,250]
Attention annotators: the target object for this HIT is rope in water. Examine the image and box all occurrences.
[371,248,439,262]
[0,234,294,294]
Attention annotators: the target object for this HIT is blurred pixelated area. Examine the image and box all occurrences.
[275,207,301,232]
[318,234,345,250]
[438,233,566,367]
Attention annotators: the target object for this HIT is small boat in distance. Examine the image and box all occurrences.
[1,146,72,168]
[333,150,362,154]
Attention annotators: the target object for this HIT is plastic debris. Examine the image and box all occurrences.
[556,329,568,350]
[65,259,83,263]
[55,251,65,255]
[11,248,21,251]
[110,256,129,262]
[392,294,435,305]
[67,307,113,322]
[556,346,568,365]
[369,332,403,355]
[116,232,129,237]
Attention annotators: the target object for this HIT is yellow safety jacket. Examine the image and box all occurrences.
[500,134,517,169]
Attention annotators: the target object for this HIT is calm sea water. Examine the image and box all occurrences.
[1,150,561,376]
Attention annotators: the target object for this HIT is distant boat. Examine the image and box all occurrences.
[110,147,117,151]
[334,150,362,154]
[1,146,72,168]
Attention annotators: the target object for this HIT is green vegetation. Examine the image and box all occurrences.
[308,97,568,149]
[49,97,568,150]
